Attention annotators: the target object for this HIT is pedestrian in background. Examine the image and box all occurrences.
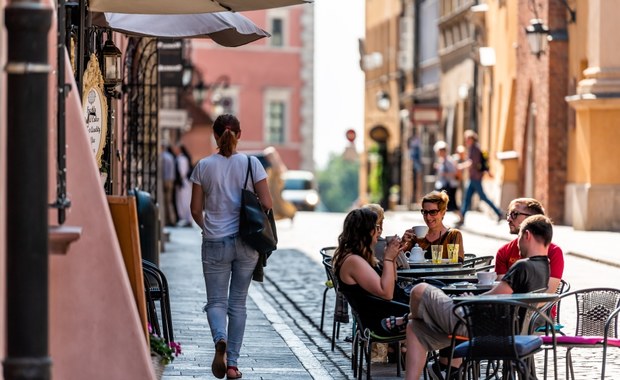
[263,146,296,221]
[433,141,462,220]
[190,114,273,380]
[173,143,193,227]
[457,130,503,226]
[161,143,177,226]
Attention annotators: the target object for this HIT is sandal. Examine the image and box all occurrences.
[211,339,227,379]
[380,313,409,335]
[226,365,243,379]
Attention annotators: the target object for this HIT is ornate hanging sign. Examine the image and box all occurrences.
[82,53,108,169]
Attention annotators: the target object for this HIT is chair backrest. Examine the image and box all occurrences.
[462,255,494,268]
[454,299,550,360]
[556,279,570,294]
[553,288,620,337]
[320,246,337,260]
[473,264,495,272]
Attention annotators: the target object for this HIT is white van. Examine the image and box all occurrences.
[281,170,320,211]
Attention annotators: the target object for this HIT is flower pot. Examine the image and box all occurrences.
[151,354,166,380]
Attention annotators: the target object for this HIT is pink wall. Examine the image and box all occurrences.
[46,57,156,379]
[190,8,305,169]
[0,1,155,376]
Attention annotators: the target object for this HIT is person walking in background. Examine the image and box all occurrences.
[173,143,193,227]
[452,145,467,206]
[161,143,177,226]
[433,141,462,220]
[457,130,503,226]
[408,134,423,205]
[263,146,296,221]
[190,114,273,380]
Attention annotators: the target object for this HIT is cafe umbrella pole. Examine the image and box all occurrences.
[3,1,53,380]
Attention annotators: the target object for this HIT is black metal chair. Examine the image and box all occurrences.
[462,255,494,269]
[321,256,349,351]
[344,293,409,380]
[537,287,620,380]
[319,246,337,331]
[448,299,557,380]
[143,259,174,343]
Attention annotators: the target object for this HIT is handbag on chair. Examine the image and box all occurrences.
[239,156,278,255]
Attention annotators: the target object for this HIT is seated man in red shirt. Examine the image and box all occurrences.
[496,198,564,294]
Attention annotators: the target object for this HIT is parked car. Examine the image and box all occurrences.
[281,170,320,211]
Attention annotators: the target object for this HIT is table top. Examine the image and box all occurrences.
[452,292,559,304]
[398,266,477,278]
[407,259,462,269]
[442,283,494,295]
[424,274,478,284]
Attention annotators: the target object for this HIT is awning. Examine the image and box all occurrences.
[92,12,270,47]
[89,0,310,15]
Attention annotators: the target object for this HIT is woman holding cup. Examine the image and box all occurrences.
[400,191,465,263]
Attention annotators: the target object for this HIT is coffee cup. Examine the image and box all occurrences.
[476,271,497,285]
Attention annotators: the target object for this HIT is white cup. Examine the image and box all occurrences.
[476,271,497,285]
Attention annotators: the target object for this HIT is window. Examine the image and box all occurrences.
[271,18,283,47]
[267,9,288,47]
[266,101,285,144]
[264,88,290,145]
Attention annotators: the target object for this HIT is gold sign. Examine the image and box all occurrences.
[82,53,108,169]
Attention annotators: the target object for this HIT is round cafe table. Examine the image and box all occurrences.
[406,259,462,269]
[397,266,476,278]
[442,282,494,295]
[452,292,559,304]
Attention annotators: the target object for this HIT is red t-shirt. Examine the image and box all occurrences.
[495,239,564,280]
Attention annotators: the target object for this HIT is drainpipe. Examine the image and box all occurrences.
[3,1,53,379]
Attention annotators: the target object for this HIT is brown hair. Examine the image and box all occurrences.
[520,214,553,246]
[213,114,241,158]
[332,208,379,271]
[422,190,450,213]
[510,198,546,216]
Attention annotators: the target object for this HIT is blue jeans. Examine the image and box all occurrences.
[201,234,258,367]
[460,179,502,219]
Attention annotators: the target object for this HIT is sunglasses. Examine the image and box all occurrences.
[507,211,533,220]
[420,209,440,216]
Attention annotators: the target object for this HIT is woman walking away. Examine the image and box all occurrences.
[190,114,273,379]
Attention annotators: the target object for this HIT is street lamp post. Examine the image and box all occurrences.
[4,1,53,379]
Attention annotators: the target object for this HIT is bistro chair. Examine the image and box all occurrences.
[319,246,337,331]
[537,287,620,380]
[143,259,174,343]
[448,299,557,380]
[322,257,349,351]
[462,255,494,269]
[343,292,409,380]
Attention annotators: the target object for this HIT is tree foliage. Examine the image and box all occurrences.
[317,153,359,212]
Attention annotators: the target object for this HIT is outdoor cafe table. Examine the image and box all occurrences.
[452,292,559,304]
[398,266,476,278]
[442,282,495,295]
[406,259,462,269]
[425,274,478,284]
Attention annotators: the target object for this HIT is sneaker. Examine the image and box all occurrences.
[427,361,459,380]
[427,361,446,380]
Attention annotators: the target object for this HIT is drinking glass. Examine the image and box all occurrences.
[447,243,459,263]
[431,245,443,264]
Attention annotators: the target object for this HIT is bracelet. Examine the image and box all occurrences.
[384,259,395,263]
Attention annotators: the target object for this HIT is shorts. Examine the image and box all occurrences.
[411,286,467,351]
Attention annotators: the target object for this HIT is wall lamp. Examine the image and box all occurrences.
[193,75,230,106]
[102,31,122,94]
[376,90,391,112]
[525,18,549,57]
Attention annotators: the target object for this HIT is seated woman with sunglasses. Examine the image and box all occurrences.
[400,191,465,263]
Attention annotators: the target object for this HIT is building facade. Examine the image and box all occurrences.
[189,6,315,172]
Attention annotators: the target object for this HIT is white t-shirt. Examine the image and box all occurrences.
[190,153,267,238]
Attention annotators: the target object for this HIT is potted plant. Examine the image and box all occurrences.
[149,324,182,379]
